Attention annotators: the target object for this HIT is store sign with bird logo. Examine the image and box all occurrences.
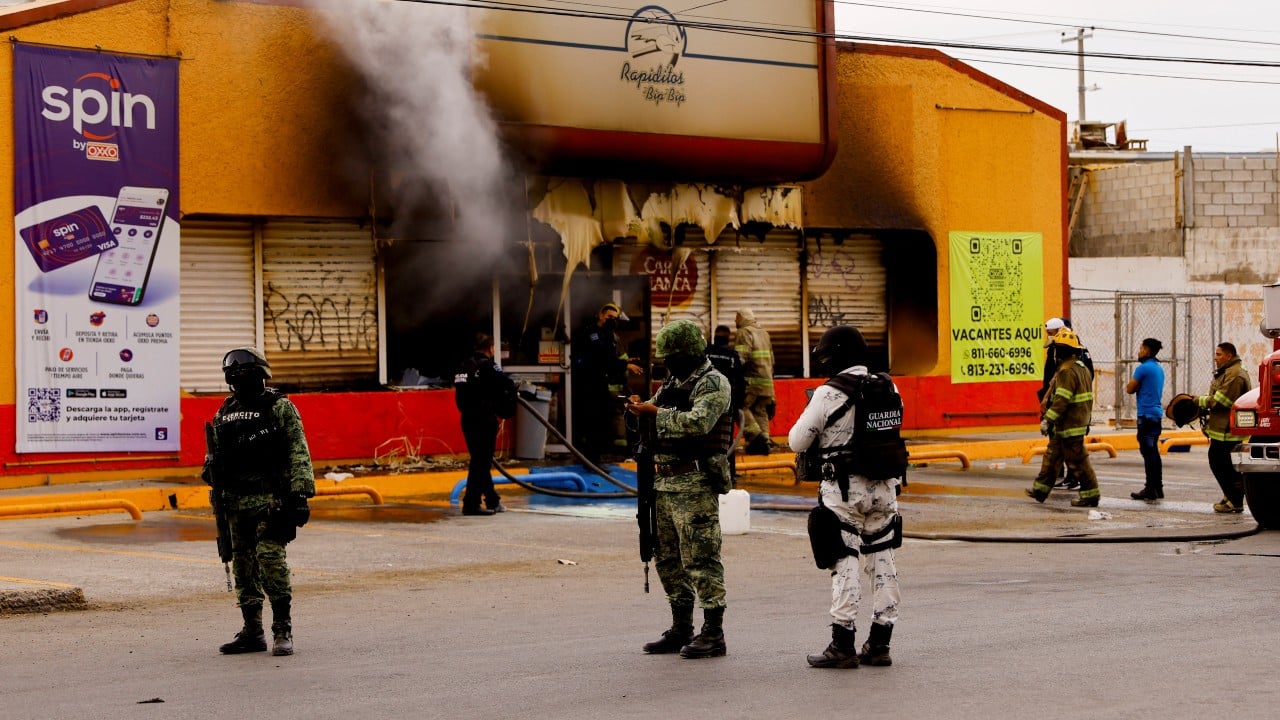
[620,7,688,107]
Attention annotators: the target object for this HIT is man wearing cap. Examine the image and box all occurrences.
[572,302,642,463]
[204,347,315,657]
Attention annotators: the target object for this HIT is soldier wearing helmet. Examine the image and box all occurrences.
[204,347,315,657]
[1026,329,1101,507]
[626,319,733,660]
[789,325,905,670]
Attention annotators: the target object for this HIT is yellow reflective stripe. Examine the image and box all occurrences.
[1058,427,1088,437]
[1073,392,1093,403]
[750,351,771,360]
[1033,481,1054,493]
[1054,387,1073,400]
[1198,395,1209,408]
[1078,487,1100,499]
[1044,409,1061,421]
[746,377,772,387]
[1213,391,1232,407]
[1205,428,1249,442]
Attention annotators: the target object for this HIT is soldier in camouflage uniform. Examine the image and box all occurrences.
[204,347,315,656]
[626,320,733,659]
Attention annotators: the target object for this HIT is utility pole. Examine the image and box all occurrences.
[1061,27,1094,123]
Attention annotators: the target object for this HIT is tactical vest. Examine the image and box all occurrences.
[653,365,734,458]
[797,372,907,487]
[213,389,289,496]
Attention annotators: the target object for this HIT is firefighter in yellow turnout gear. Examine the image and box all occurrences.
[1026,329,1101,507]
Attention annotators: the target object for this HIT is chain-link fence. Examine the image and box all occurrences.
[1069,291,1223,428]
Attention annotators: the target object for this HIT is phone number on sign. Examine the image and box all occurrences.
[962,362,1037,378]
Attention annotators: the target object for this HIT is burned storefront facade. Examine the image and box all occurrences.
[0,0,1065,480]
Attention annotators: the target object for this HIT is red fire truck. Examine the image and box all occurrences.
[1230,284,1280,529]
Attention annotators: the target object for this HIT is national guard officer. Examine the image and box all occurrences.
[204,347,315,656]
[789,325,906,669]
[626,319,733,659]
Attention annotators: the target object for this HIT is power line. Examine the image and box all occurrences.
[404,0,1280,69]
[834,0,1280,48]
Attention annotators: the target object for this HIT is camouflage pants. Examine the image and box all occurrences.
[821,478,900,629]
[228,509,292,611]
[1032,434,1100,500]
[655,490,725,609]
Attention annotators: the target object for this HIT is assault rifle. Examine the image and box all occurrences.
[633,413,658,593]
[203,422,234,592]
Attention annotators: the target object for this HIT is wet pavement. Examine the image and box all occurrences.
[0,428,1264,609]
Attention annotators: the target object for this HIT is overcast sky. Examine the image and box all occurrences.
[834,0,1280,153]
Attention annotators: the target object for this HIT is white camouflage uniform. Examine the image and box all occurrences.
[787,365,901,631]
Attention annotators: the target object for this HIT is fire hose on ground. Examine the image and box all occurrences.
[495,395,1265,543]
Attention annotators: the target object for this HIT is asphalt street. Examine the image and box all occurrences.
[2,445,1277,720]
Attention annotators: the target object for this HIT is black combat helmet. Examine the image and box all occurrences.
[812,325,868,377]
[222,347,272,380]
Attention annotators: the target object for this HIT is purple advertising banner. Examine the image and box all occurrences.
[13,44,181,453]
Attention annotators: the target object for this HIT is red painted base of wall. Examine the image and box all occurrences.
[0,376,1038,478]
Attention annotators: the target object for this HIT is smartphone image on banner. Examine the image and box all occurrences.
[88,186,170,306]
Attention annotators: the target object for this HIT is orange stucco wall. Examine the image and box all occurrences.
[803,44,1068,377]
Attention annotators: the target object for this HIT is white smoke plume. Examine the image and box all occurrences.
[306,0,518,258]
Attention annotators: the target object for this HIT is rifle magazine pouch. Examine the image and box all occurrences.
[807,504,857,570]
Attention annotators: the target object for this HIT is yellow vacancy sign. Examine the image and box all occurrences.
[949,231,1044,384]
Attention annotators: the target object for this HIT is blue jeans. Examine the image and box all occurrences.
[1136,417,1162,490]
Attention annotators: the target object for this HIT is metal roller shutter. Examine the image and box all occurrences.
[804,233,888,348]
[613,242,712,339]
[261,220,378,387]
[712,231,803,376]
[180,220,256,394]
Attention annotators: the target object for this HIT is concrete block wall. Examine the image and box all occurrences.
[1190,155,1280,229]
[1074,160,1180,256]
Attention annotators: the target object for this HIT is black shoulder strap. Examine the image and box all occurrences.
[821,374,866,429]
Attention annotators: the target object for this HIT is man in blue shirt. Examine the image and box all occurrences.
[1126,338,1166,501]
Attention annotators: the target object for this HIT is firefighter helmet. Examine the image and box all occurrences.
[1165,393,1201,428]
[222,347,272,379]
[1051,328,1084,350]
[655,319,706,359]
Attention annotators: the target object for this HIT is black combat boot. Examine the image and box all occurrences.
[807,624,859,669]
[643,603,695,654]
[219,604,267,654]
[858,622,893,666]
[270,597,293,656]
[680,607,726,659]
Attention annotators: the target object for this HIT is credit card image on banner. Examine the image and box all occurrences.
[88,186,170,306]
[18,206,116,272]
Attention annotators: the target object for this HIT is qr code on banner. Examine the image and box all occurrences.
[28,388,62,423]
[967,236,1025,323]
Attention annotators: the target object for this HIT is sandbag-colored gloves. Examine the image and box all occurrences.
[1039,420,1051,436]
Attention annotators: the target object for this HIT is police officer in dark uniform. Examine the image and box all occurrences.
[204,347,315,656]
[704,324,745,481]
[455,333,518,516]
[572,303,641,463]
